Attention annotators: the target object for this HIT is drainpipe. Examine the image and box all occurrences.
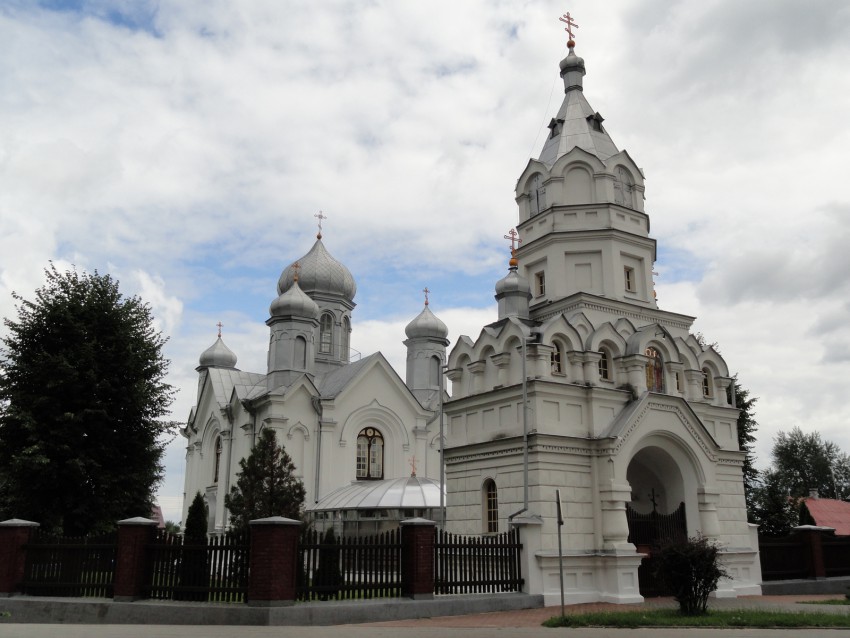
[439,360,446,528]
[510,332,533,521]
[312,396,323,504]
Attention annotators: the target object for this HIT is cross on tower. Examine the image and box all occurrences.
[315,210,327,238]
[216,321,223,338]
[559,11,579,42]
[292,261,301,282]
[504,228,522,255]
[409,455,417,477]
[423,287,430,306]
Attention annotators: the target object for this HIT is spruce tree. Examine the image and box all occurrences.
[0,263,175,535]
[225,428,305,533]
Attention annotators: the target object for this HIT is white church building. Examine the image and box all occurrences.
[182,34,761,603]
[441,39,761,602]
[181,232,449,535]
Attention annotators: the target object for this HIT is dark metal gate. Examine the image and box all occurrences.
[626,502,686,597]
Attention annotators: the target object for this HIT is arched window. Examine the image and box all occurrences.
[319,313,333,355]
[356,427,384,480]
[213,435,222,484]
[484,479,498,533]
[430,355,441,388]
[341,317,351,362]
[550,342,564,375]
[614,166,635,208]
[294,336,307,369]
[645,347,664,392]
[702,368,713,398]
[598,349,612,381]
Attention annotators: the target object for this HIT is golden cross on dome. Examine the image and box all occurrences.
[409,455,417,477]
[216,321,223,338]
[293,261,301,282]
[504,228,522,255]
[423,287,430,306]
[315,210,327,238]
[559,11,578,42]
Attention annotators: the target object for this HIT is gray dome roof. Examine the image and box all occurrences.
[199,337,237,369]
[495,265,531,297]
[269,279,320,319]
[277,237,356,301]
[405,304,448,340]
[308,476,442,512]
[559,47,585,72]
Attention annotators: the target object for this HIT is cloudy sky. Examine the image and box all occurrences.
[2,0,849,523]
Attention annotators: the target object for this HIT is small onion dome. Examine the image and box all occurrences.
[270,278,320,319]
[495,262,531,297]
[277,237,356,301]
[559,42,585,73]
[405,304,448,340]
[199,336,237,369]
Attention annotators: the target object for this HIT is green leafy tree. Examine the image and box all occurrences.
[768,427,850,499]
[225,428,305,533]
[0,264,175,535]
[749,469,799,536]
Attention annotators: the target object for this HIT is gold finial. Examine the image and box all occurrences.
[216,321,223,338]
[314,210,327,239]
[559,11,578,47]
[293,261,301,283]
[409,455,417,477]
[423,287,430,306]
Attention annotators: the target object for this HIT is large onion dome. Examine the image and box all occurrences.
[277,237,356,302]
[269,278,320,319]
[405,304,448,340]
[198,336,237,369]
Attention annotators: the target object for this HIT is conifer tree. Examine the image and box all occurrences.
[225,428,305,533]
[0,263,175,535]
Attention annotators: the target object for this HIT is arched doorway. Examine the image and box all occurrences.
[626,442,698,597]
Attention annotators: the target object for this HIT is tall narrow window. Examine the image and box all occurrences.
[598,350,611,380]
[319,313,333,354]
[430,355,441,388]
[294,336,307,369]
[624,266,635,292]
[356,427,384,480]
[213,436,222,484]
[645,347,664,392]
[528,173,546,216]
[484,480,498,533]
[535,271,546,297]
[702,368,713,398]
[551,343,563,374]
[341,317,351,362]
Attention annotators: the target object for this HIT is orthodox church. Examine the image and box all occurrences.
[182,26,762,603]
[181,230,448,535]
[441,38,761,602]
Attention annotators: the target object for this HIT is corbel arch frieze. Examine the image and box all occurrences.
[673,337,700,369]
[625,324,682,363]
[586,322,627,355]
[698,347,729,377]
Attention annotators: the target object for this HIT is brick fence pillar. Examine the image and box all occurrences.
[114,517,158,601]
[793,524,834,580]
[401,517,436,600]
[0,519,39,596]
[248,516,301,606]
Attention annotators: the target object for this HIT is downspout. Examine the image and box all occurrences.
[312,396,323,504]
[222,403,236,530]
[509,334,531,521]
[439,359,446,528]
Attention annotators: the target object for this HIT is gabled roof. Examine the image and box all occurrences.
[314,353,381,399]
[204,368,265,407]
[802,497,850,535]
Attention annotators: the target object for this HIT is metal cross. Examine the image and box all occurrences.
[423,287,430,306]
[648,487,659,513]
[504,228,522,254]
[216,321,223,338]
[292,261,301,282]
[559,12,579,41]
[315,210,327,236]
[409,456,417,477]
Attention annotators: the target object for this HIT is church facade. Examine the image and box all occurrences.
[442,40,761,603]
[181,234,449,534]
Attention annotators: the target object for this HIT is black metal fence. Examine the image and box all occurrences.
[297,529,402,601]
[434,528,523,595]
[22,530,116,598]
[145,530,249,602]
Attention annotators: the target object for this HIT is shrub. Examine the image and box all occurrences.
[653,534,727,615]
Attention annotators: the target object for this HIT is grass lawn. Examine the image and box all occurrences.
[543,608,850,628]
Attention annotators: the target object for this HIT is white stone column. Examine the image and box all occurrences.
[214,429,232,533]
[684,369,704,402]
[445,368,463,398]
[716,376,733,407]
[582,351,602,386]
[599,481,635,553]
[491,352,511,388]
[697,486,721,540]
[620,355,648,395]
[567,351,585,383]
[467,360,486,393]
